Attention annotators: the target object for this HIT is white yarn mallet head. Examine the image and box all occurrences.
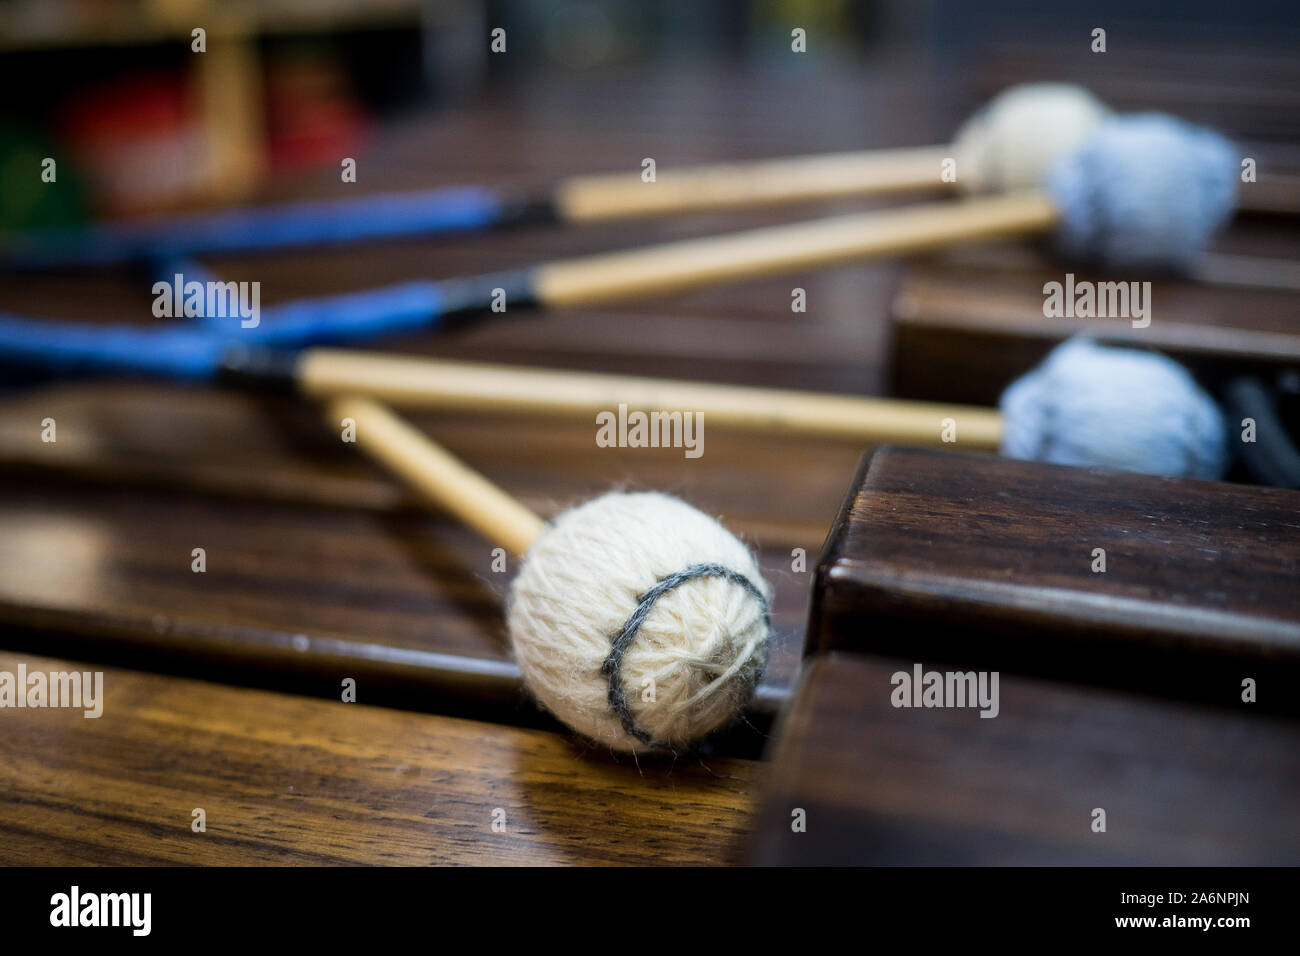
[509,491,770,753]
[952,83,1113,194]
[330,395,772,755]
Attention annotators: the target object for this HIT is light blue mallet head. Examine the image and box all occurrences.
[1046,114,1238,271]
[999,337,1229,480]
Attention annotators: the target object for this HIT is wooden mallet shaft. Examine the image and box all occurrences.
[301,351,1004,451]
[329,395,546,558]
[554,147,950,222]
[212,192,1057,332]
[553,140,1282,221]
[532,191,1059,307]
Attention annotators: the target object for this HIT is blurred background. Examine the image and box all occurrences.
[1,0,1296,227]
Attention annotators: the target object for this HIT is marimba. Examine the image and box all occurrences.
[1,57,1297,867]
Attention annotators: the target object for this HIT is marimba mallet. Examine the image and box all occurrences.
[295,337,1227,480]
[328,394,772,754]
[1,84,1106,268]
[439,113,1237,308]
[539,82,1111,217]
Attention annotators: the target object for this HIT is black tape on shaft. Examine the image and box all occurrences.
[216,345,301,393]
[434,268,541,322]
[495,196,562,229]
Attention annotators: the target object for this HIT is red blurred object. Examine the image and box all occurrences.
[57,72,207,215]
[264,51,370,172]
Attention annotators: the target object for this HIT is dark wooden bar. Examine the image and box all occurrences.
[748,653,1300,865]
[887,248,1300,407]
[0,653,758,865]
[808,447,1300,712]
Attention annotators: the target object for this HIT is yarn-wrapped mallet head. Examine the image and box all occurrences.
[330,396,772,755]
[953,83,1114,194]
[952,111,1239,272]
[949,86,1238,270]
[509,492,770,752]
[999,337,1229,479]
[1045,113,1239,270]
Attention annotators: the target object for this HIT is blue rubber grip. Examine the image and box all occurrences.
[2,187,506,268]
[0,280,445,381]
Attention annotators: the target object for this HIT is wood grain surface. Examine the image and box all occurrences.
[749,653,1300,865]
[809,446,1300,712]
[0,652,759,865]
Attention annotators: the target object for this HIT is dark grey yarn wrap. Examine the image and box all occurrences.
[601,562,771,747]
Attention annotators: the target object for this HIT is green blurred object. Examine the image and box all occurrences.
[0,123,87,233]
